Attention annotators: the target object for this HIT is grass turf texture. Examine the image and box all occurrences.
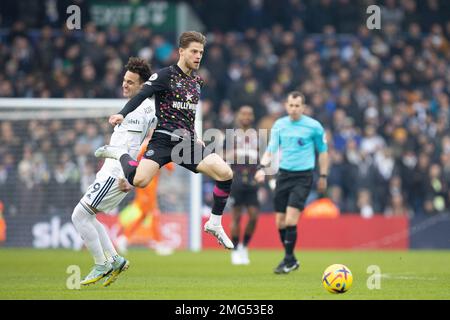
[0,248,449,300]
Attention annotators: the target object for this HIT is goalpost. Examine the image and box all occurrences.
[0,98,202,251]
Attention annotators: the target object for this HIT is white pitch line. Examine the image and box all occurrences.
[377,273,438,281]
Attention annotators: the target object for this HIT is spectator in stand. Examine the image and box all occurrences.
[1,0,449,217]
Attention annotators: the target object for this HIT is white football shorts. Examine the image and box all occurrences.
[80,175,129,214]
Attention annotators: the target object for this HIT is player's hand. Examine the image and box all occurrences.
[317,177,327,195]
[118,178,133,193]
[109,114,124,126]
[254,169,266,184]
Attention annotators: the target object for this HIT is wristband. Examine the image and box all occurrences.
[320,174,328,178]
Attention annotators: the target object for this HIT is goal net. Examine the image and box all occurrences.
[0,98,201,251]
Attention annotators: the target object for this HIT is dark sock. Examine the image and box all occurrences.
[243,233,252,247]
[243,218,257,247]
[284,225,297,261]
[211,179,232,215]
[232,236,239,249]
[119,154,138,186]
[278,228,286,248]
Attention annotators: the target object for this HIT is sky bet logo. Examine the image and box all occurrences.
[128,119,140,125]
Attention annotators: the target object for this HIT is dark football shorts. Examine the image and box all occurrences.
[273,169,313,213]
[231,186,259,207]
[143,131,209,173]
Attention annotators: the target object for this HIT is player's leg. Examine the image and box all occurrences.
[274,176,290,249]
[240,204,259,265]
[280,172,313,274]
[83,178,133,287]
[195,153,234,249]
[90,216,130,287]
[282,206,301,273]
[230,187,243,248]
[273,212,288,274]
[131,158,160,187]
[273,172,292,274]
[230,204,243,265]
[71,202,112,285]
[275,213,287,247]
[82,181,122,261]
[242,189,259,248]
[91,218,119,259]
[131,134,173,186]
[95,146,160,187]
[95,133,169,188]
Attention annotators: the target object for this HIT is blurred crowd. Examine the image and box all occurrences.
[1,0,450,217]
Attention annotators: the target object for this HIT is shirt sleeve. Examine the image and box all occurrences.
[118,69,169,117]
[313,123,328,153]
[266,120,281,153]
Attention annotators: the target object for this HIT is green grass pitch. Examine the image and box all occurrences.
[0,248,449,300]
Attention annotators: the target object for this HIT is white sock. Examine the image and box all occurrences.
[91,218,119,261]
[209,213,222,226]
[71,203,107,265]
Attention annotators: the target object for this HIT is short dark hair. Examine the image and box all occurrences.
[179,31,206,49]
[287,91,305,102]
[125,57,152,83]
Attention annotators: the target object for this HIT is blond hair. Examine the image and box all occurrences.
[179,31,206,48]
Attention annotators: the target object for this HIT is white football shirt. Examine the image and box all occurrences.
[97,98,156,179]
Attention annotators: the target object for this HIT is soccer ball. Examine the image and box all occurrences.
[322,264,353,294]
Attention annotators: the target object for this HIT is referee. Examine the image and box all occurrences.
[255,91,329,274]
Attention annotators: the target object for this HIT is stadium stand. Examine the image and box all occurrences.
[0,0,449,218]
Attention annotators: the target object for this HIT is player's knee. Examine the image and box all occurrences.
[71,203,87,225]
[275,216,285,229]
[133,175,150,188]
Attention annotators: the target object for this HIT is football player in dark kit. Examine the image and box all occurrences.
[227,106,260,265]
[96,31,234,250]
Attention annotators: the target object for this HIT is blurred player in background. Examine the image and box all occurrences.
[255,91,329,274]
[71,57,156,287]
[96,31,235,250]
[227,106,260,265]
[116,137,175,255]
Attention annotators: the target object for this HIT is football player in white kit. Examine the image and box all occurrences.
[71,57,156,287]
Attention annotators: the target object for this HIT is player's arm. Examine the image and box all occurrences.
[317,151,329,195]
[194,77,206,147]
[314,124,329,195]
[255,121,280,183]
[109,71,168,126]
[254,151,272,183]
[109,85,156,126]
